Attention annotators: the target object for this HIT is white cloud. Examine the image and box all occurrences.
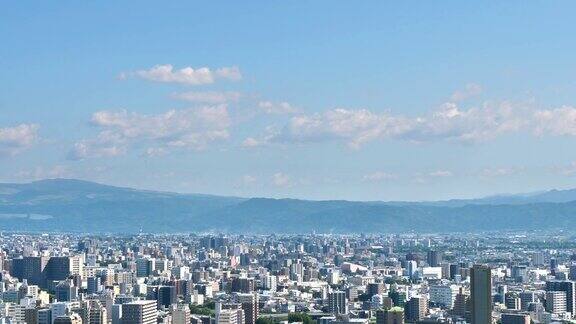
[214,66,242,81]
[480,167,521,178]
[0,124,40,156]
[271,108,413,148]
[127,64,242,85]
[363,171,397,182]
[249,101,531,148]
[406,101,527,143]
[258,101,299,114]
[172,91,241,104]
[534,106,576,136]
[272,172,291,187]
[428,170,453,177]
[68,140,125,160]
[69,106,230,160]
[241,137,262,148]
[450,83,483,102]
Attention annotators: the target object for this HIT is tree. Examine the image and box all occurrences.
[287,313,314,324]
[256,317,278,324]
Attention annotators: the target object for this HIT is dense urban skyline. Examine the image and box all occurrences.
[1,231,575,323]
[3,2,576,200]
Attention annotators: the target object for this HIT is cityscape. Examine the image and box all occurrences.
[3,1,576,324]
[2,231,576,323]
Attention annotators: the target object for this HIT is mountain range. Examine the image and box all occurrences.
[1,179,576,233]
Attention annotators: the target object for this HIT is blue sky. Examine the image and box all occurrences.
[2,1,576,201]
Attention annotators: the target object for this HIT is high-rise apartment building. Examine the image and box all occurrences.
[404,296,428,322]
[236,293,259,324]
[545,280,576,315]
[545,291,567,314]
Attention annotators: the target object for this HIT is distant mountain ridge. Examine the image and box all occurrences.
[1,179,576,233]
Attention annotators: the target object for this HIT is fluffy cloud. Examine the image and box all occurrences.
[405,102,527,143]
[172,91,241,104]
[126,64,242,85]
[271,108,413,148]
[258,101,299,114]
[533,106,576,136]
[69,106,230,160]
[246,101,532,148]
[0,124,39,156]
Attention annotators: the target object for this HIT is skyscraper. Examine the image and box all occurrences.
[470,265,492,324]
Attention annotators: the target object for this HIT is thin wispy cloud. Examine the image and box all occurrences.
[172,91,241,104]
[363,171,397,182]
[450,83,483,102]
[428,170,453,177]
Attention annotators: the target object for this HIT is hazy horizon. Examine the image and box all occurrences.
[0,177,563,203]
